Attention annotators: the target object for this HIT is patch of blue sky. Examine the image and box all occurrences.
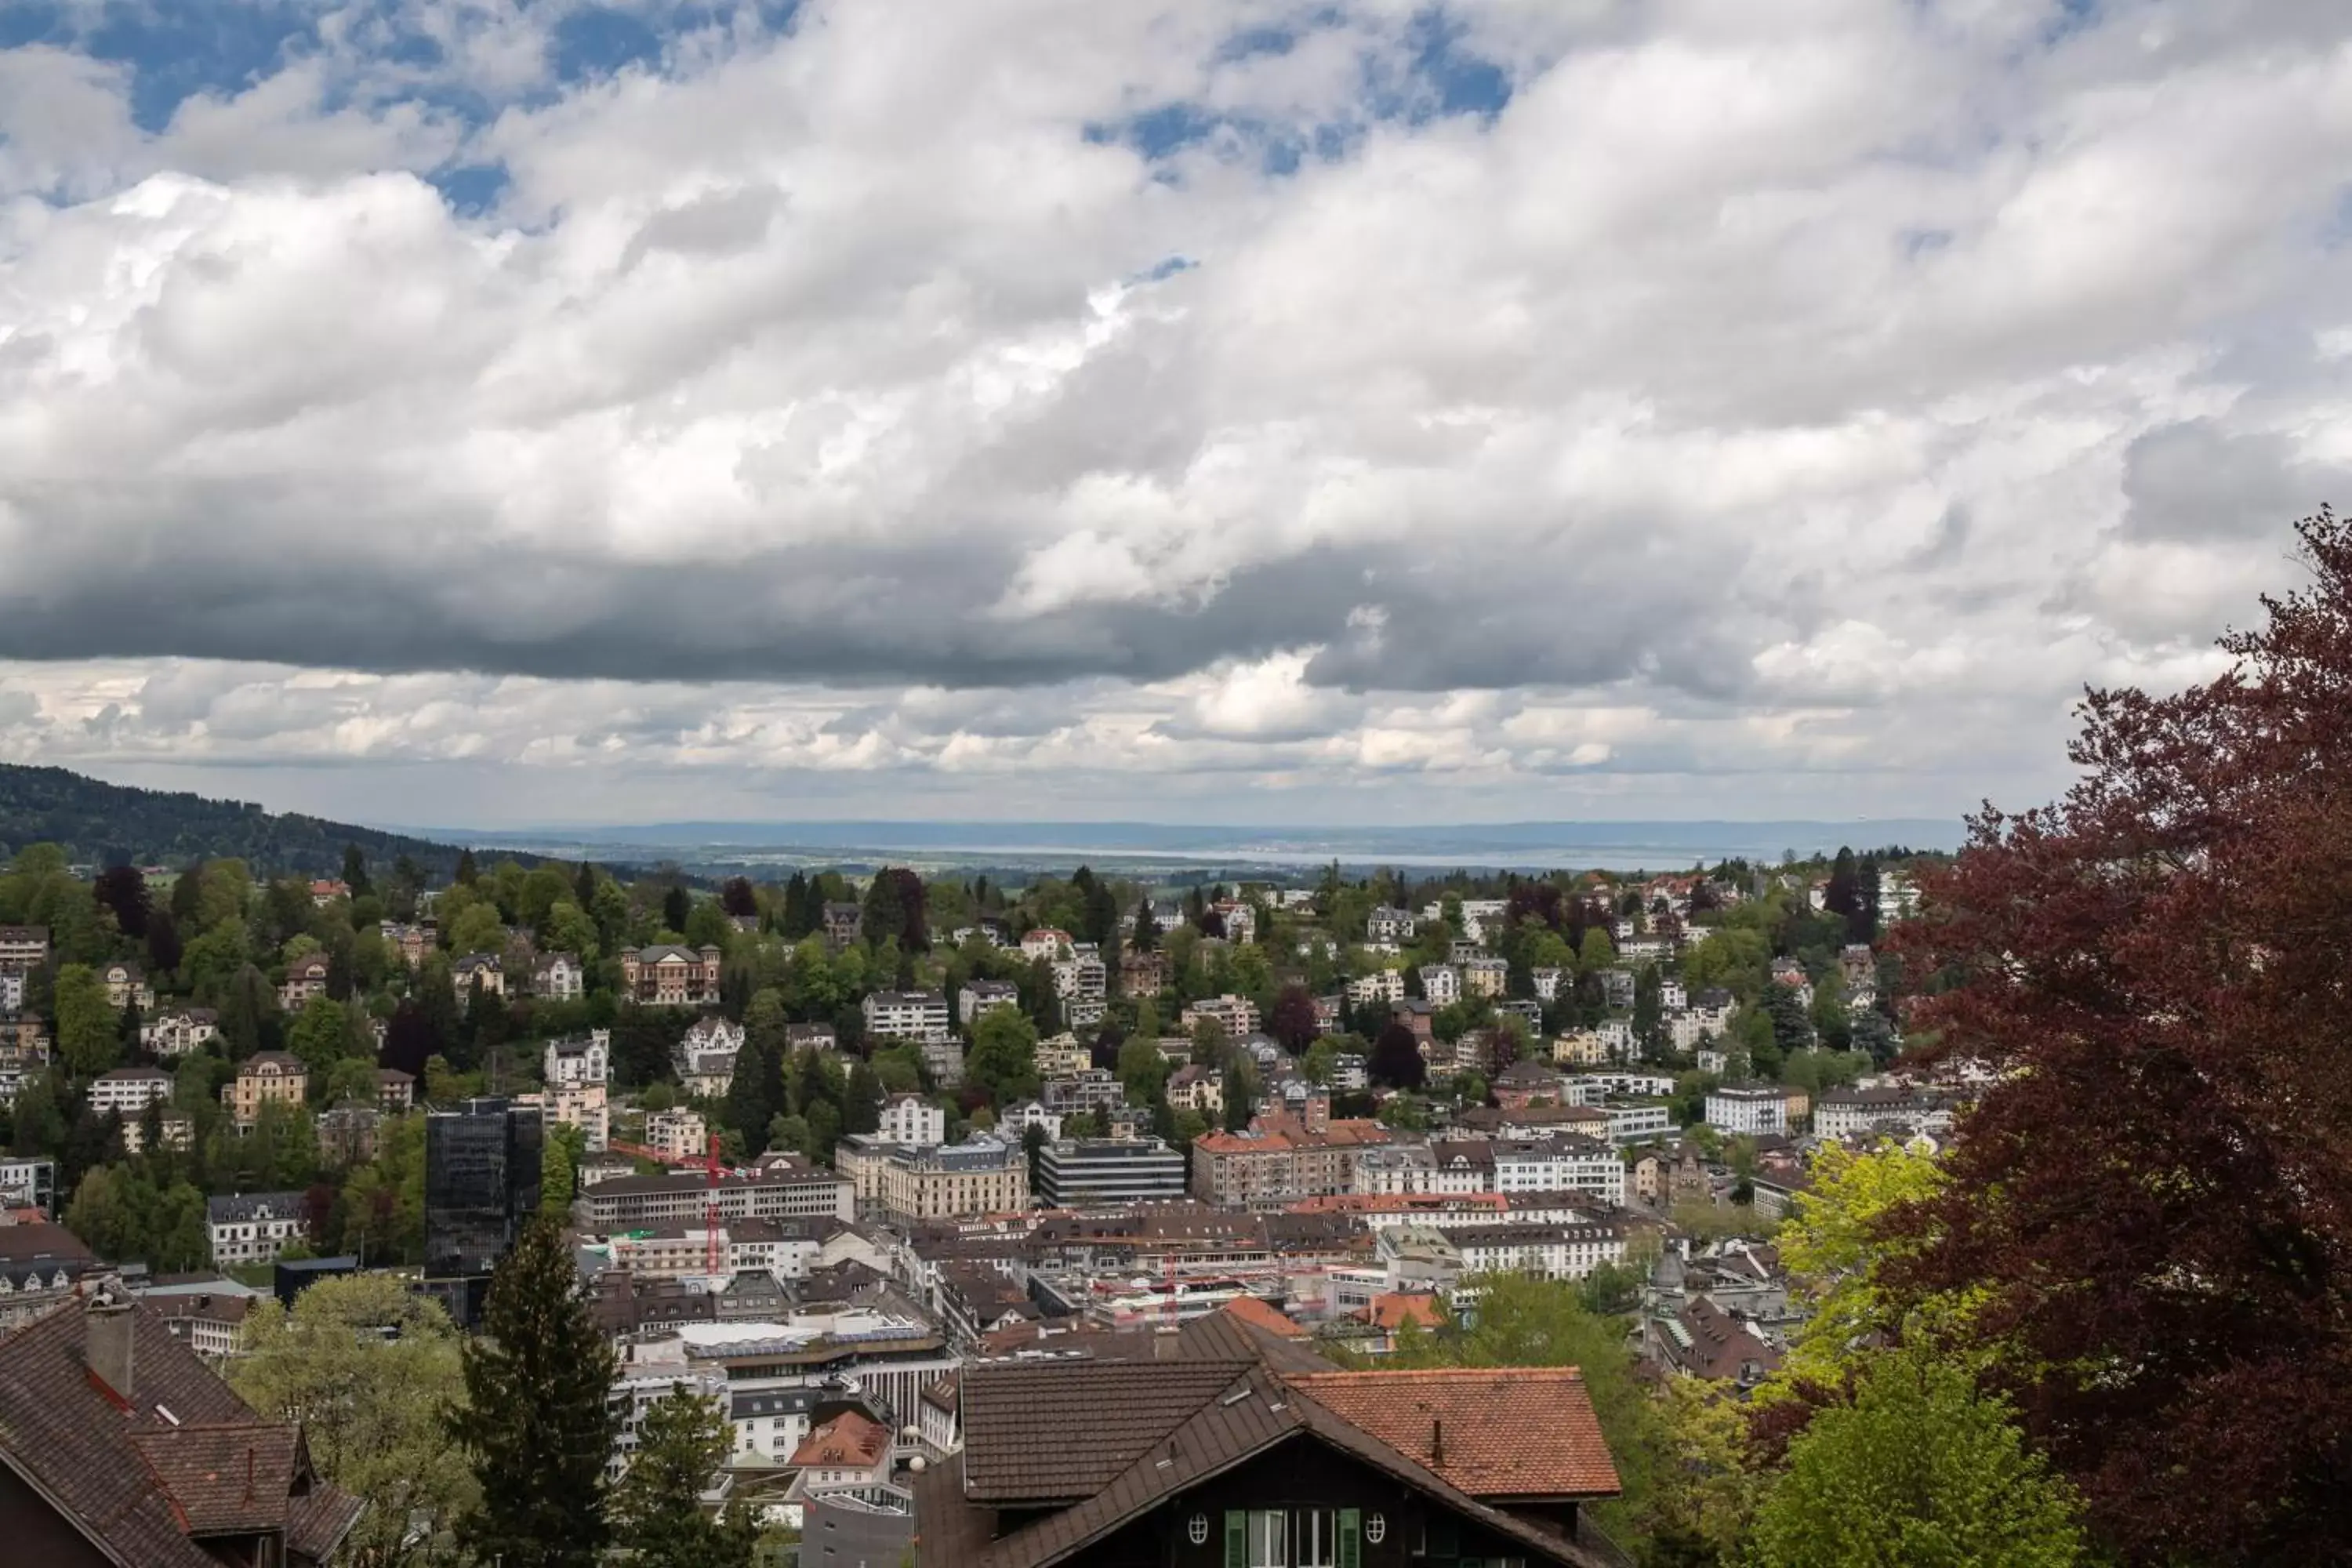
[549,5,664,82]
[1090,4,1509,178]
[428,162,511,216]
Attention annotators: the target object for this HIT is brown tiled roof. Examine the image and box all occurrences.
[0,1298,361,1567]
[929,1359,1617,1568]
[954,1359,1255,1502]
[1286,1368,1621,1499]
[131,1425,301,1534]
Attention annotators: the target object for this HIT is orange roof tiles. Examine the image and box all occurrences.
[1218,1296,1307,1339]
[1287,1367,1621,1499]
[1366,1292,1445,1330]
[789,1410,891,1470]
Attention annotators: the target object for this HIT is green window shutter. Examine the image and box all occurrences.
[1225,1509,1247,1568]
[1338,1508,1362,1568]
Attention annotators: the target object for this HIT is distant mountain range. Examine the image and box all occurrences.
[0,764,483,877]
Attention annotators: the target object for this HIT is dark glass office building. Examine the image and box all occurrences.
[424,1096,543,1283]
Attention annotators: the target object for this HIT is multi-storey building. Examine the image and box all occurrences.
[957,980,1019,1025]
[544,1031,610,1086]
[1462,956,1509,998]
[1052,946,1108,1027]
[207,1191,312,1266]
[543,1080,611,1153]
[648,1106,710,1162]
[223,1052,308,1131]
[0,925,50,971]
[1418,964,1461,1005]
[0,1221,96,1335]
[98,961,153,1010]
[619,943,724,1006]
[424,1097,544,1295]
[1036,1138,1188,1207]
[674,1015,745,1098]
[1189,1118,1394,1208]
[143,1007,220,1057]
[877,1094,946,1146]
[278,953,332,1011]
[1366,906,1417,942]
[89,1066,172,1117]
[1179,993,1259,1039]
[532,951,586,1000]
[452,951,505,1004]
[864,990,952,1042]
[1041,1069,1126,1118]
[871,1139,1030,1221]
[376,1068,416,1113]
[1345,968,1404,1007]
[379,920,435,969]
[578,1160,855,1229]
[315,1105,383,1166]
[1439,1221,1628,1283]
[1704,1085,1788,1138]
[1813,1087,1954,1141]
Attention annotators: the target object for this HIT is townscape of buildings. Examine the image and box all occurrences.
[0,845,1955,1562]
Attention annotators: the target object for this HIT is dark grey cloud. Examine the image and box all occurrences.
[2120,419,2349,543]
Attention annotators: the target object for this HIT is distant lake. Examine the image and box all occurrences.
[428,818,1966,875]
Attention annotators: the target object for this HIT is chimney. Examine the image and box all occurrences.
[87,1298,136,1401]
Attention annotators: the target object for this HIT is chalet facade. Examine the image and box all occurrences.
[916,1312,1624,1566]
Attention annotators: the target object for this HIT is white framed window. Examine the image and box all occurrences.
[1245,1510,1287,1568]
[1294,1508,1338,1567]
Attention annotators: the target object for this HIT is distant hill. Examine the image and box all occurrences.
[0,764,484,876]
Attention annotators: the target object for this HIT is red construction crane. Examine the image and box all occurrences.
[705,1131,724,1278]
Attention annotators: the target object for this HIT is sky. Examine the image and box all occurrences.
[2,0,2349,831]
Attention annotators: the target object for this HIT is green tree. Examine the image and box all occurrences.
[285,994,350,1078]
[542,1120,586,1219]
[966,1007,1041,1105]
[230,1273,474,1566]
[452,1216,620,1568]
[52,962,118,1076]
[1384,1272,1664,1550]
[608,1388,757,1568]
[1750,1344,2085,1568]
[1762,1142,1955,1396]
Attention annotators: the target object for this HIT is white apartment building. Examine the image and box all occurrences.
[863,991,952,1042]
[143,1008,220,1058]
[89,1066,174,1117]
[958,980,1019,1026]
[876,1094,946,1147]
[1704,1085,1788,1138]
[1603,1103,1675,1143]
[1346,969,1404,1007]
[533,953,586,1001]
[1418,965,1461,1006]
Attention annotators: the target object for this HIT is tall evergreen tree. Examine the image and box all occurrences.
[451,1215,619,1568]
[454,848,478,887]
[662,884,691,934]
[340,843,372,897]
[1131,892,1160,952]
[608,1389,756,1567]
[575,859,598,909]
[724,1035,780,1156]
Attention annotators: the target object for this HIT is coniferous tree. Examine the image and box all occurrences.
[340,843,372,897]
[608,1389,756,1567]
[451,1215,619,1568]
[454,849,478,887]
[662,884,691,934]
[1131,892,1160,952]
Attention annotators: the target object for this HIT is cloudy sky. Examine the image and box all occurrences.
[1,0,2346,830]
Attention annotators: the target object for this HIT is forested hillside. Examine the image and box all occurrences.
[0,764,471,874]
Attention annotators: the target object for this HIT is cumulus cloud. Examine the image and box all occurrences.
[2,0,2349,821]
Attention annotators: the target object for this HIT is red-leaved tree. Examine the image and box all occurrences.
[1886,509,2352,1564]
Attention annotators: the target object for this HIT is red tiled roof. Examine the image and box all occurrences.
[1218,1296,1307,1339]
[1366,1292,1445,1331]
[1285,1367,1621,1499]
[789,1409,890,1469]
